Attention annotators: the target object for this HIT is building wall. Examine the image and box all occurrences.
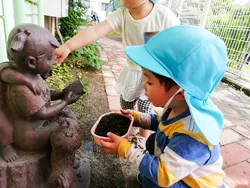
[0,0,68,62]
[0,0,14,62]
[24,0,38,24]
[0,8,7,62]
[0,0,39,62]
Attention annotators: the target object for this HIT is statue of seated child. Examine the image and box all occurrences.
[1,23,84,187]
[0,61,42,163]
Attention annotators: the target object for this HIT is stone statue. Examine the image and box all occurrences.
[0,61,42,162]
[0,23,84,188]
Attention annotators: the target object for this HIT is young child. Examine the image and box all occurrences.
[100,25,227,188]
[55,0,180,138]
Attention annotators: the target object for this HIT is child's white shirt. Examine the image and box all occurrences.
[106,3,180,69]
[106,3,180,101]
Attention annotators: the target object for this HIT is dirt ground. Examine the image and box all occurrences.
[67,70,140,188]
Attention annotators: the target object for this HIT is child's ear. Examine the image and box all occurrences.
[26,56,37,70]
[175,90,185,100]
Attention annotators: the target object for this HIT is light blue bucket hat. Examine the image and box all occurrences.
[125,25,227,145]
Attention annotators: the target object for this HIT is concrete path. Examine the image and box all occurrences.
[98,37,250,188]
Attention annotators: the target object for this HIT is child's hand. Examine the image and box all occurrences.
[100,132,123,154]
[120,109,134,116]
[121,109,141,127]
[55,44,71,66]
[27,80,41,95]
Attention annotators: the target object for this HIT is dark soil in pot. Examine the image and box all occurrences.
[95,114,131,137]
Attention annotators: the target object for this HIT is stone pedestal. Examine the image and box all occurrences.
[0,150,50,188]
[0,149,90,188]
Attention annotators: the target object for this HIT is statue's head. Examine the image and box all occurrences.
[7,23,60,75]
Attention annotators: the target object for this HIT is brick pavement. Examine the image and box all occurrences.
[98,37,250,188]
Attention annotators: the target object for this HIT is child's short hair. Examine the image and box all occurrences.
[152,72,177,91]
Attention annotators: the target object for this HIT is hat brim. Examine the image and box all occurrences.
[125,45,172,78]
[184,92,223,145]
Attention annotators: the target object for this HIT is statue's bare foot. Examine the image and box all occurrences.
[58,173,70,188]
[0,145,19,163]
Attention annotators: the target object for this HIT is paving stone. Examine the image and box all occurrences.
[222,161,228,169]
[221,143,250,166]
[101,65,110,71]
[100,53,108,62]
[112,65,123,70]
[105,86,119,96]
[114,75,119,80]
[114,72,120,78]
[224,161,250,188]
[239,139,250,151]
[117,58,126,62]
[104,77,116,86]
[109,61,119,66]
[233,125,250,139]
[219,106,240,117]
[242,108,250,115]
[220,128,243,145]
[223,115,242,127]
[112,69,121,73]
[107,96,121,111]
[102,70,114,78]
[223,118,236,128]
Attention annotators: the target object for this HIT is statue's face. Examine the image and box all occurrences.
[35,46,55,74]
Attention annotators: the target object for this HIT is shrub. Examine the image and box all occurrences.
[48,1,103,91]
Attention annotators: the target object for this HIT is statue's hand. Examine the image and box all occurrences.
[63,91,81,105]
[27,79,41,95]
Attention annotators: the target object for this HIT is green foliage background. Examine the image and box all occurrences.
[48,1,102,92]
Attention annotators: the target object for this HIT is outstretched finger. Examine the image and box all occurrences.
[56,58,63,66]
